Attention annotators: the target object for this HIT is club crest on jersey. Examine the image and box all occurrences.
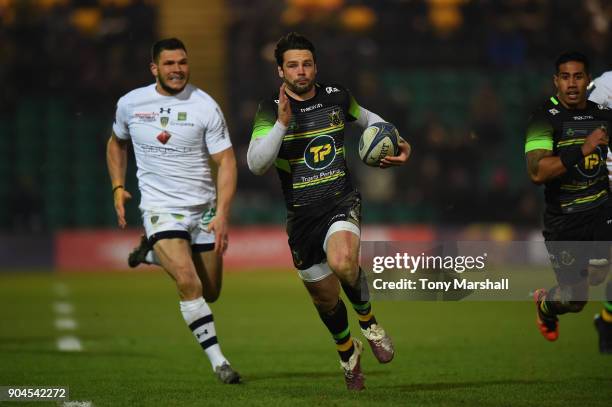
[325,86,340,94]
[549,108,560,115]
[160,116,169,128]
[157,131,171,144]
[329,110,343,127]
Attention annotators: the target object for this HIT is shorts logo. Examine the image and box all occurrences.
[304,135,336,170]
[560,250,575,266]
[291,249,303,268]
[151,216,159,224]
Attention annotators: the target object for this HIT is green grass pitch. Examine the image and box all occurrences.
[0,270,610,406]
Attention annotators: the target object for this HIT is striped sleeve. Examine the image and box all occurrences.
[251,101,277,140]
[525,111,553,153]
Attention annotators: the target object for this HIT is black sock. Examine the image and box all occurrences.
[318,299,354,362]
[341,268,377,329]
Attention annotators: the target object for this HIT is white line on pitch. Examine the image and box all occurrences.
[57,336,82,352]
[55,317,78,330]
[53,301,74,315]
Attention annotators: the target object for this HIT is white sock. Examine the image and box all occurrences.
[145,250,159,265]
[180,297,228,370]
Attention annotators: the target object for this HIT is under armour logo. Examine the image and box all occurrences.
[196,329,209,339]
[160,107,171,114]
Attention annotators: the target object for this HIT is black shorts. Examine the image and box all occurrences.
[544,202,612,285]
[286,190,361,270]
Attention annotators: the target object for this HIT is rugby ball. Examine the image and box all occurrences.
[358,122,399,166]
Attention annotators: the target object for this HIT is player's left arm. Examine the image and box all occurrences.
[204,101,236,256]
[209,147,237,256]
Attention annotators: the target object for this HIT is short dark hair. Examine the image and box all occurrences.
[151,38,187,63]
[274,32,316,67]
[555,51,590,74]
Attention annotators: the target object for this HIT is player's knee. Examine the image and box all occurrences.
[175,269,202,299]
[588,265,609,286]
[328,252,358,280]
[312,295,339,313]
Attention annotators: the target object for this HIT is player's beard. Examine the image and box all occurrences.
[158,72,188,95]
[285,77,314,95]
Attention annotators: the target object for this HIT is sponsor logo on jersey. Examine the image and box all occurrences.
[572,115,594,120]
[575,146,605,178]
[325,86,340,94]
[140,144,194,156]
[329,110,343,127]
[300,103,323,113]
[177,112,187,121]
[135,112,157,122]
[304,135,336,170]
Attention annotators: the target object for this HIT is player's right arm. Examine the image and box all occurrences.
[525,110,608,184]
[247,84,290,175]
[524,110,565,184]
[107,100,132,228]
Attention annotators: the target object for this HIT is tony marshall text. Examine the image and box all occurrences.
[372,278,509,291]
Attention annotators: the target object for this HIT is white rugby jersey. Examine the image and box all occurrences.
[113,83,232,210]
[588,71,612,183]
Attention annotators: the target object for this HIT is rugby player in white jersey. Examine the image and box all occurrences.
[587,70,612,353]
[106,38,241,381]
[589,71,612,184]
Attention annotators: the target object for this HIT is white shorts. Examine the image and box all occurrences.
[142,204,216,251]
[297,220,361,283]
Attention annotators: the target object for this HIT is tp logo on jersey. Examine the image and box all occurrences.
[304,135,336,170]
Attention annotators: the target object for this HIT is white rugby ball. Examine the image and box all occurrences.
[358,122,399,167]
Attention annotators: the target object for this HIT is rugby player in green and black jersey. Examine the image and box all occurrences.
[525,51,612,353]
[247,33,411,390]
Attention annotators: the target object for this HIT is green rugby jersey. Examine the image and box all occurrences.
[251,83,361,208]
[525,97,612,217]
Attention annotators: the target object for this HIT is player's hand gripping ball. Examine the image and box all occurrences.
[358,122,400,167]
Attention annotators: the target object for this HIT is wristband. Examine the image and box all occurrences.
[112,185,124,193]
[559,146,583,169]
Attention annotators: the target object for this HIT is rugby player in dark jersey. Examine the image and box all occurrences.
[525,51,612,353]
[247,33,411,389]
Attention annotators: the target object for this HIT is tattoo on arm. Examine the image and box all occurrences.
[526,149,552,178]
